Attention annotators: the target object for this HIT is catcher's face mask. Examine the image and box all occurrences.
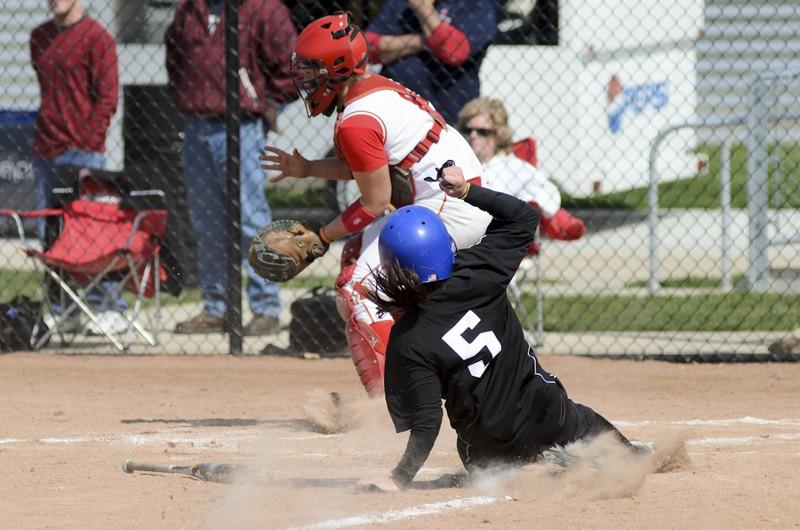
[291,56,340,117]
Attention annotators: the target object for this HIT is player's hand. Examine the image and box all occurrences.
[357,474,401,492]
[409,0,435,15]
[439,164,468,198]
[259,146,309,182]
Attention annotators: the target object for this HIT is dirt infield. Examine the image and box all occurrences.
[1,352,798,529]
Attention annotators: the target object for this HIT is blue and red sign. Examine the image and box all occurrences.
[606,75,669,134]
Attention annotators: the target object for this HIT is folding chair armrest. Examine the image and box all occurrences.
[0,210,26,241]
[0,208,63,250]
[124,209,168,249]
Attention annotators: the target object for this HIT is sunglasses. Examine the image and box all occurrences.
[461,127,496,138]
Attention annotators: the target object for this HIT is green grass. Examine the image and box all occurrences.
[284,275,337,290]
[268,186,331,209]
[522,292,800,332]
[0,268,336,306]
[625,273,747,289]
[562,142,800,210]
[0,269,42,300]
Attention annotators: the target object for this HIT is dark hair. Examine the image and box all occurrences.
[366,259,441,314]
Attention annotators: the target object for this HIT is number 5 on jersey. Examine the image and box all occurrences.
[442,310,501,378]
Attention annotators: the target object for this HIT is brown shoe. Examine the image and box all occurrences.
[174,313,225,334]
[243,314,280,336]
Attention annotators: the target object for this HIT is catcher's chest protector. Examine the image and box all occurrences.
[335,74,446,207]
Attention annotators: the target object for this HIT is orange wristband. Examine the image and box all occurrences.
[319,226,333,245]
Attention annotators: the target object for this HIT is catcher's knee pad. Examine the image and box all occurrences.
[339,233,363,269]
[347,319,392,398]
[335,234,363,321]
[335,281,354,323]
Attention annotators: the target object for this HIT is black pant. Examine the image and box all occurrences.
[457,382,631,471]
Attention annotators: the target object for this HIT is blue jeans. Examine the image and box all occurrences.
[32,150,127,312]
[182,117,281,319]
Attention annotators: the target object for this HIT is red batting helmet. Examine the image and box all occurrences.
[292,12,368,117]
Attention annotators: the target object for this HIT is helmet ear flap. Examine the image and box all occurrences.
[349,27,369,74]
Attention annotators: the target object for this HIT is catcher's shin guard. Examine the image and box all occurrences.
[347,319,392,398]
[334,233,391,397]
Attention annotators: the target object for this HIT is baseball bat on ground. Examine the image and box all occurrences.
[122,459,248,484]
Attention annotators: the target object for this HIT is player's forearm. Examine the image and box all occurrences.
[322,203,386,243]
[411,3,441,37]
[307,158,353,181]
[391,426,439,487]
[375,34,424,64]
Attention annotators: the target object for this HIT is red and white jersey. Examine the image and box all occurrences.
[334,81,482,204]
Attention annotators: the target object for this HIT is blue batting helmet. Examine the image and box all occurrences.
[379,206,455,283]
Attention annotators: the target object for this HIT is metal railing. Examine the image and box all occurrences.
[648,115,745,294]
[649,71,800,294]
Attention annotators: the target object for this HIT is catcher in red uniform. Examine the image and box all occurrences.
[254,12,492,398]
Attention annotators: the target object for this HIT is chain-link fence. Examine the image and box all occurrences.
[0,0,798,360]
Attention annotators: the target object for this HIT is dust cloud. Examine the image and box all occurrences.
[469,431,691,504]
[205,391,691,529]
[204,387,402,529]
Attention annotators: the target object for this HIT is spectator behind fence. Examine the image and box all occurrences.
[364,0,497,125]
[458,97,587,248]
[165,0,298,335]
[30,0,129,335]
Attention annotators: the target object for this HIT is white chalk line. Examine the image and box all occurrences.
[282,433,345,441]
[287,496,505,530]
[688,433,800,447]
[614,416,800,428]
[1,417,797,451]
[0,429,258,451]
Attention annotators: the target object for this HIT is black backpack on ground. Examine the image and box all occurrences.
[288,287,348,357]
[0,296,45,352]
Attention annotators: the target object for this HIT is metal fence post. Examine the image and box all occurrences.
[745,76,770,292]
[647,129,666,295]
[720,136,733,290]
[225,0,243,355]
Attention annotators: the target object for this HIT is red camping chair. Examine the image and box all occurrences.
[0,174,168,351]
[508,138,587,347]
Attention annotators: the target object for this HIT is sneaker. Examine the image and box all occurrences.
[629,440,654,456]
[243,314,280,336]
[541,445,581,468]
[174,313,226,334]
[43,311,83,334]
[85,310,130,336]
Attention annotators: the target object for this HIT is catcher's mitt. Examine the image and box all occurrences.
[248,220,329,282]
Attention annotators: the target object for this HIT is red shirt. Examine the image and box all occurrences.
[30,16,118,158]
[336,114,387,173]
[165,0,298,116]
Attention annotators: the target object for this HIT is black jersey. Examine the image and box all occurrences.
[385,186,564,469]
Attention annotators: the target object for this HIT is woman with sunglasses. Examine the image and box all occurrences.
[458,98,586,242]
[259,13,491,398]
